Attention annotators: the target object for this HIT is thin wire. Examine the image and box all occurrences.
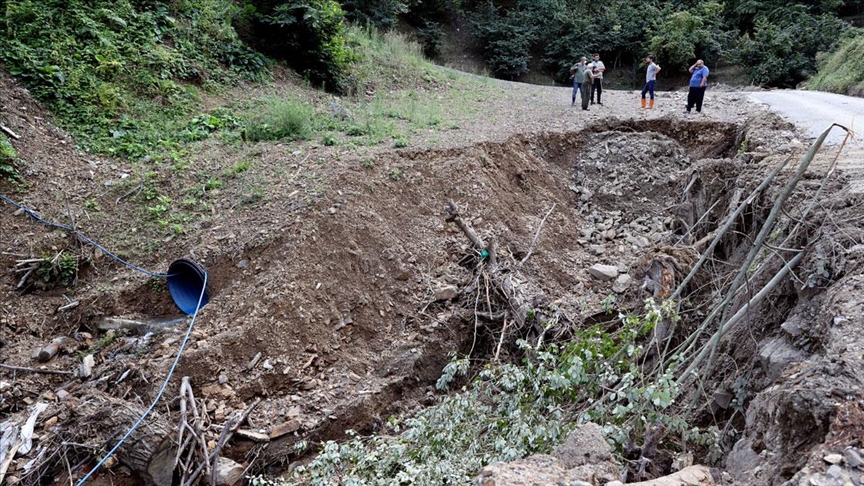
[0,194,170,278]
[75,271,207,485]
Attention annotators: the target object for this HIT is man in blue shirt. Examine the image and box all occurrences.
[685,59,709,114]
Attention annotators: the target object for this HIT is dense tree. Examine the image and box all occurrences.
[461,0,855,87]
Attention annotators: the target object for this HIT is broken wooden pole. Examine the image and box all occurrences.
[36,337,69,363]
[0,125,20,140]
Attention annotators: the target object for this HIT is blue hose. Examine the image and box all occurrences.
[1,193,208,483]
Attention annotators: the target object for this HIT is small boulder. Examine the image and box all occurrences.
[588,264,618,281]
[612,274,633,293]
[589,245,606,255]
[434,285,459,301]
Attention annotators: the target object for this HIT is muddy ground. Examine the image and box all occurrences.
[2,67,863,486]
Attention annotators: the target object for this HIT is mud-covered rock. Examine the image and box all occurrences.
[475,423,621,485]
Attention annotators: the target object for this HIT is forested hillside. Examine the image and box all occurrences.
[1,0,863,110]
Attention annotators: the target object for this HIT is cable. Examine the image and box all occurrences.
[0,194,170,278]
[75,271,208,485]
[0,193,204,483]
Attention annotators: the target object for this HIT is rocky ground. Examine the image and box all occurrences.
[1,67,863,486]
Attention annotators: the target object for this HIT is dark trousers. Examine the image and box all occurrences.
[641,80,656,100]
[686,86,706,112]
[580,82,591,109]
[590,78,602,103]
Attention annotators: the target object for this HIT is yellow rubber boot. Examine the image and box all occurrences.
[649,99,655,109]
[641,98,646,109]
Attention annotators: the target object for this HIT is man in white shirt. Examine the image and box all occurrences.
[589,53,605,105]
[641,55,661,109]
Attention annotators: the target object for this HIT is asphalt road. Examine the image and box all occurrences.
[750,90,864,193]
[749,90,864,146]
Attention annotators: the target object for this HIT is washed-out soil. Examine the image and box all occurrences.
[2,66,863,486]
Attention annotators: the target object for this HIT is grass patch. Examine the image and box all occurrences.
[244,97,316,142]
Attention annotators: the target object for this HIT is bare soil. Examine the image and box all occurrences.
[2,67,863,486]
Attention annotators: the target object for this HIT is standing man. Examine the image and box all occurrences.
[590,53,605,105]
[571,57,594,110]
[684,59,709,114]
[640,55,661,109]
[570,56,588,106]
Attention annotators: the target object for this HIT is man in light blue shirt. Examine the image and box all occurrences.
[684,59,709,114]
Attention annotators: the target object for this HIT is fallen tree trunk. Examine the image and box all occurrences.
[68,390,177,485]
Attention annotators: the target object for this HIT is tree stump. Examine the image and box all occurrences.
[68,391,177,485]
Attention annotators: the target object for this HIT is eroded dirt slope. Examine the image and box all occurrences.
[3,65,864,486]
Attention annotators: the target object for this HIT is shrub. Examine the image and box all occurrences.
[35,251,80,289]
[728,7,849,87]
[341,0,409,31]
[244,97,315,141]
[416,21,444,59]
[806,29,864,96]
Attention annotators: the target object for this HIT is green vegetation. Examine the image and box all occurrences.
[35,251,81,289]
[729,9,847,87]
[807,29,864,96]
[253,300,721,485]
[465,0,856,87]
[244,97,315,142]
[0,134,20,182]
[0,0,265,160]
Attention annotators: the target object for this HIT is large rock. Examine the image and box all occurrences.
[475,423,620,485]
[757,337,804,383]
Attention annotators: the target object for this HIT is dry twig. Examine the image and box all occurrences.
[0,363,73,375]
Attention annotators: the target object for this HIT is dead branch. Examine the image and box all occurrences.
[68,390,177,485]
[17,268,35,289]
[0,124,20,140]
[176,377,212,485]
[519,203,555,266]
[182,398,260,486]
[446,199,485,248]
[677,251,804,385]
[670,155,791,302]
[36,337,70,362]
[494,319,508,362]
[56,301,80,313]
[0,362,73,375]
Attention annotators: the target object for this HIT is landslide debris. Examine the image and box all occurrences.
[3,65,863,486]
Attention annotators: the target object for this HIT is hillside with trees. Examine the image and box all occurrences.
[2,1,864,486]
